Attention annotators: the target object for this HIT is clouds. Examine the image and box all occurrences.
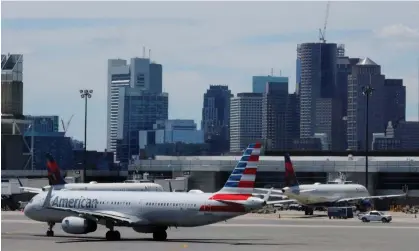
[2,1,419,151]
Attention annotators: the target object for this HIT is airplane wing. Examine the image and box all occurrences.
[48,207,146,225]
[336,193,407,203]
[16,177,43,194]
[254,188,284,195]
[266,199,298,205]
[42,187,147,226]
[252,192,286,199]
[20,187,43,194]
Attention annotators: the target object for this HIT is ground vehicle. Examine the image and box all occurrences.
[358,211,392,223]
[328,207,354,219]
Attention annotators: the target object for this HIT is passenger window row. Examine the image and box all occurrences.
[97,201,132,205]
[145,202,197,207]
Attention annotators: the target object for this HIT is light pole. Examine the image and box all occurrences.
[362,85,374,190]
[79,89,93,182]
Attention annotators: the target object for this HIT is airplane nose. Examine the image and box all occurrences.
[23,203,34,219]
[23,204,29,216]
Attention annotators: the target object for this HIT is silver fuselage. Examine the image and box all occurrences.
[24,190,265,227]
[283,183,369,205]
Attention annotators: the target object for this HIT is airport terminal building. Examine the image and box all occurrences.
[128,155,419,199]
[3,155,419,207]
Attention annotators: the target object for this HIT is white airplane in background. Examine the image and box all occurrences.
[24,143,276,241]
[19,153,164,193]
[256,154,407,215]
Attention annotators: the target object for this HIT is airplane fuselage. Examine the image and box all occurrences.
[283,183,369,207]
[42,183,164,192]
[24,190,265,227]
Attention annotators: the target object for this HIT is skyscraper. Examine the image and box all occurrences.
[262,82,289,151]
[252,76,288,94]
[201,85,232,154]
[383,79,406,125]
[286,93,300,149]
[297,42,341,149]
[106,57,163,152]
[116,87,168,166]
[347,57,386,150]
[229,93,263,152]
[1,54,23,117]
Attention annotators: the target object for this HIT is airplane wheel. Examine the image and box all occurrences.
[46,230,54,237]
[153,230,167,241]
[114,231,121,240]
[106,231,112,240]
[106,230,121,241]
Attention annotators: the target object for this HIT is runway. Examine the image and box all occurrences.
[2,211,419,251]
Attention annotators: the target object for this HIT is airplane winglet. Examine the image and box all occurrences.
[169,181,173,192]
[43,186,53,208]
[16,177,23,186]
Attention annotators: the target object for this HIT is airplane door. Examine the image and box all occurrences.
[137,200,144,213]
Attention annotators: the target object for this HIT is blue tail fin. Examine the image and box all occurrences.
[46,153,66,185]
[284,153,299,187]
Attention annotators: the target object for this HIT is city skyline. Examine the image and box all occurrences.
[2,1,419,151]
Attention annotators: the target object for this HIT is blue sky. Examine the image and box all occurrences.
[2,1,419,151]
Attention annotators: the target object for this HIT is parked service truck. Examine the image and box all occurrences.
[327,207,354,219]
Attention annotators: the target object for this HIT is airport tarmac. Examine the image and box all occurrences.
[2,211,419,251]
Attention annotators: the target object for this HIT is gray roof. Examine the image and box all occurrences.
[357,57,378,66]
[154,155,419,162]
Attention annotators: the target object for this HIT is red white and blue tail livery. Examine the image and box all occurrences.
[210,143,261,201]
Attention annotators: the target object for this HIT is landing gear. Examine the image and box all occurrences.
[152,230,167,241]
[105,230,121,241]
[46,222,55,237]
[105,221,121,241]
[304,208,314,215]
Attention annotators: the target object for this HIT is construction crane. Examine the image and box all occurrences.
[61,114,74,136]
[319,1,330,43]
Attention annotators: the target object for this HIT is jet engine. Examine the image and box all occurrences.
[61,216,97,234]
[356,199,372,212]
[132,225,168,233]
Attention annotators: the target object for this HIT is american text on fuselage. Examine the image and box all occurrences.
[50,196,98,209]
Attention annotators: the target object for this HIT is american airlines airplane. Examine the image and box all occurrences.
[20,153,164,193]
[24,143,275,241]
[257,154,407,215]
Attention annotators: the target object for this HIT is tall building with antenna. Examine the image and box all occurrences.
[106,53,163,154]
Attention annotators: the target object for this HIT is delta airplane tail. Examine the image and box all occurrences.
[46,153,66,185]
[210,143,262,201]
[284,153,299,187]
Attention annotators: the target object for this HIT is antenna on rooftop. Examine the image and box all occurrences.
[280,70,282,76]
[143,46,145,58]
[271,68,274,76]
[149,49,151,60]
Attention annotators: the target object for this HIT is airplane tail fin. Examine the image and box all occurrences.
[45,153,66,185]
[211,143,262,200]
[284,153,299,187]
